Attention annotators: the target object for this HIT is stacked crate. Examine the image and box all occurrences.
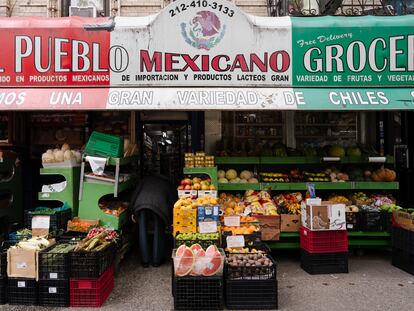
[38,243,72,307]
[69,243,115,307]
[392,227,414,275]
[300,226,349,274]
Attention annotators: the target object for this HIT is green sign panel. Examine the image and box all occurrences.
[292,16,414,87]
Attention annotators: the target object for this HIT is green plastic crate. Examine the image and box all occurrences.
[84,131,124,158]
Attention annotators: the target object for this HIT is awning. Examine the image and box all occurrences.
[1,87,413,110]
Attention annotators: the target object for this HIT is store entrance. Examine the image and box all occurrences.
[139,121,189,184]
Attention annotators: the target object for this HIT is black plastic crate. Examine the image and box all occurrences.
[39,243,75,280]
[222,232,261,248]
[224,254,277,280]
[173,275,223,310]
[0,250,6,278]
[0,277,6,305]
[174,237,221,249]
[300,249,348,275]
[225,279,278,310]
[358,211,384,232]
[7,278,38,305]
[393,227,414,254]
[346,212,359,231]
[57,231,87,244]
[38,279,70,307]
[70,243,115,279]
[392,248,414,275]
[381,211,393,232]
[25,208,72,231]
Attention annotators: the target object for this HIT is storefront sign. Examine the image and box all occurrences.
[1,87,414,110]
[0,0,413,88]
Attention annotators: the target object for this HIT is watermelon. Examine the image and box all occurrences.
[190,243,203,255]
[176,244,187,257]
[202,249,223,277]
[191,249,206,276]
[175,246,195,277]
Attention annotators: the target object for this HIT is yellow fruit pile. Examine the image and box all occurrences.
[173,196,219,210]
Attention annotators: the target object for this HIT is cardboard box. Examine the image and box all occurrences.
[255,215,281,241]
[393,210,414,231]
[197,205,220,224]
[301,201,346,231]
[7,240,55,280]
[281,214,301,232]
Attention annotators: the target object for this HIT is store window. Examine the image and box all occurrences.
[295,112,358,148]
[61,0,109,17]
[219,111,284,156]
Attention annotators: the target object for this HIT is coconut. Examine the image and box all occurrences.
[42,153,55,163]
[61,143,70,152]
[74,151,82,163]
[54,150,64,162]
[63,150,73,161]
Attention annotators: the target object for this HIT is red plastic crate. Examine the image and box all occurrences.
[300,226,348,254]
[70,265,114,308]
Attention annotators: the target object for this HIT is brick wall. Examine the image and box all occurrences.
[0,0,269,17]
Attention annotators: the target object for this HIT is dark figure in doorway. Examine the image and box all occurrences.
[129,174,177,267]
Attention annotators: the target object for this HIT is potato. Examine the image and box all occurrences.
[64,150,73,161]
[61,143,70,152]
[54,150,64,162]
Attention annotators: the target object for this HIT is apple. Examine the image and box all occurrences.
[201,184,209,190]
[181,178,192,186]
[184,185,192,190]
[177,185,184,190]
[193,183,201,190]
[192,177,201,184]
[209,184,216,190]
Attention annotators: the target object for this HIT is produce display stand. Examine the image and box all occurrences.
[0,151,23,223]
[202,156,398,250]
[78,156,138,229]
[183,167,218,189]
[38,167,80,217]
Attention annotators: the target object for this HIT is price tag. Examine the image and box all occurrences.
[49,273,58,279]
[32,215,50,229]
[368,157,386,163]
[17,281,26,288]
[226,235,245,248]
[306,198,322,205]
[49,287,57,294]
[224,216,240,227]
[16,262,27,269]
[322,157,341,162]
[199,221,217,233]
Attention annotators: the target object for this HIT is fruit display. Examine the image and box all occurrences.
[225,247,266,254]
[370,168,397,182]
[174,196,218,210]
[98,200,128,216]
[327,194,351,205]
[176,232,220,241]
[325,167,349,182]
[177,177,216,191]
[173,244,224,277]
[273,192,302,215]
[350,192,373,205]
[303,171,330,182]
[222,224,259,235]
[184,152,214,168]
[225,252,275,279]
[260,172,290,183]
[245,190,278,215]
[41,143,82,164]
[67,218,99,233]
[218,169,258,184]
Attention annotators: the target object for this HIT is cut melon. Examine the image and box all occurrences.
[176,244,187,257]
[175,246,195,277]
[205,245,218,256]
[190,249,206,276]
[202,250,223,276]
[190,243,203,255]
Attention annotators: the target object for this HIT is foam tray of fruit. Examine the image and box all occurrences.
[172,244,224,277]
[225,253,277,280]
